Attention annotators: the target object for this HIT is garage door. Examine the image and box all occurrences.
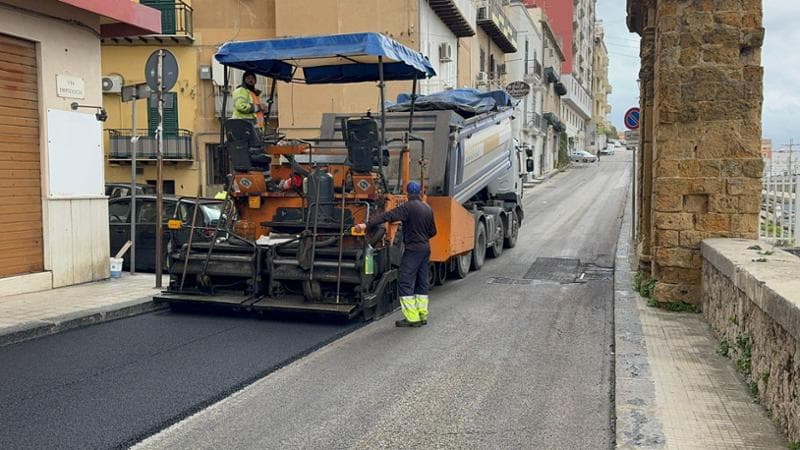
[0,33,43,278]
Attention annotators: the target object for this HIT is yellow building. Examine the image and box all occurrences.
[101,0,277,197]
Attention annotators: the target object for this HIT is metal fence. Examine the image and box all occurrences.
[760,172,799,247]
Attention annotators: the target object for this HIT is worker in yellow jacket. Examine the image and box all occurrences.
[232,71,266,133]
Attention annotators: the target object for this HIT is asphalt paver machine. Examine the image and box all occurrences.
[156,33,523,320]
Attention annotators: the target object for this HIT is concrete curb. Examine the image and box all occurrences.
[613,195,666,448]
[0,297,167,347]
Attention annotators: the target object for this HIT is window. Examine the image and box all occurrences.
[137,200,176,223]
[109,200,130,224]
[148,92,178,136]
[489,54,495,78]
[479,48,486,73]
[206,143,229,186]
[146,180,175,194]
[524,40,529,75]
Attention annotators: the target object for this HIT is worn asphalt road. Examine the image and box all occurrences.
[135,152,632,449]
[0,152,630,449]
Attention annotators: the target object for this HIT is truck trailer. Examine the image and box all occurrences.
[155,33,523,319]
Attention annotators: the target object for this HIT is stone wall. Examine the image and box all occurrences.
[702,239,800,441]
[628,0,764,304]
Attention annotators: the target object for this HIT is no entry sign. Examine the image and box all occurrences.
[624,107,640,130]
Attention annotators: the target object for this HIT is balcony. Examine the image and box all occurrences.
[428,0,476,37]
[526,112,543,131]
[108,129,193,162]
[102,1,193,45]
[476,1,517,53]
[525,59,543,83]
[544,66,560,84]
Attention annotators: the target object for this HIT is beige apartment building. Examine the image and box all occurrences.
[591,20,611,151]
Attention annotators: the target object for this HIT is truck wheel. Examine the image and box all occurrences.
[435,262,447,285]
[471,222,486,271]
[452,252,471,279]
[428,264,436,290]
[486,219,506,258]
[504,210,519,249]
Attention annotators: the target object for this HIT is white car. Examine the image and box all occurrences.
[570,150,598,163]
[599,146,615,155]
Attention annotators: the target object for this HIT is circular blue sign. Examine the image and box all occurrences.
[624,107,640,130]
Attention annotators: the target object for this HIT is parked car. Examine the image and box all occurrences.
[599,146,615,155]
[109,196,224,271]
[570,150,598,163]
[106,183,156,198]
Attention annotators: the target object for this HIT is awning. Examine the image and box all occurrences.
[214,33,436,84]
[57,0,162,37]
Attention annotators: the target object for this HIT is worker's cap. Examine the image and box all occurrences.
[406,181,421,195]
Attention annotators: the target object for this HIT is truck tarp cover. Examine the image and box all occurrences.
[388,88,515,118]
[214,32,436,84]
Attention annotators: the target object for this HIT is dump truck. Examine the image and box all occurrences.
[155,33,523,319]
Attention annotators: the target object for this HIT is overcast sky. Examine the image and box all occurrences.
[595,0,798,149]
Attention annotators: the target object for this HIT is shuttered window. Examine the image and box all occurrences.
[0,33,44,278]
[147,92,178,136]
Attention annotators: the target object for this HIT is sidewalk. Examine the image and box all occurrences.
[0,273,166,347]
[614,203,787,448]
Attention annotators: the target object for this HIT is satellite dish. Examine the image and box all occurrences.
[145,49,179,92]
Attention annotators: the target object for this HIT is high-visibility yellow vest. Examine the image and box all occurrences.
[232,86,265,130]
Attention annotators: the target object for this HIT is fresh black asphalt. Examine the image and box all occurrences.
[0,309,359,449]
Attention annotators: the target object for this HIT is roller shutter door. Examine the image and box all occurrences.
[0,33,43,278]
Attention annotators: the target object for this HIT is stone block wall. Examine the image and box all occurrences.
[628,0,764,304]
[702,239,800,441]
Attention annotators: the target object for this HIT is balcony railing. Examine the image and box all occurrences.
[476,1,517,53]
[108,129,193,161]
[102,1,193,44]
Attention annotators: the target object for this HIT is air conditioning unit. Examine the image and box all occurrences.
[102,75,123,94]
[439,42,453,62]
[497,64,507,76]
[476,71,489,85]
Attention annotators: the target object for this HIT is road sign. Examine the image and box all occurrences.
[624,107,641,130]
[145,49,178,92]
[505,81,531,99]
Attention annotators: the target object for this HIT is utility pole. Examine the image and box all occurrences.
[155,49,164,288]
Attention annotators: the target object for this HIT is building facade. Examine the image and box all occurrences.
[536,8,567,172]
[0,0,160,295]
[101,0,279,197]
[591,20,611,153]
[506,0,546,180]
[527,0,595,154]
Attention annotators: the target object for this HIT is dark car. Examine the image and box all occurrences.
[109,196,224,271]
[106,183,156,198]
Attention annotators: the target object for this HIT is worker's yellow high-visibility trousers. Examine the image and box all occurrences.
[400,296,420,323]
[416,295,429,321]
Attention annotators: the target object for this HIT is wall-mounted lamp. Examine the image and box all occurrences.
[70,102,108,122]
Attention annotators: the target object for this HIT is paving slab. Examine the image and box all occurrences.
[614,197,786,449]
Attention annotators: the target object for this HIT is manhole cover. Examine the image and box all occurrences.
[487,277,533,285]
[524,257,581,283]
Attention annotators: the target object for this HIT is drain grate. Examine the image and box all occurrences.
[524,257,581,283]
[578,265,614,281]
[487,277,533,285]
